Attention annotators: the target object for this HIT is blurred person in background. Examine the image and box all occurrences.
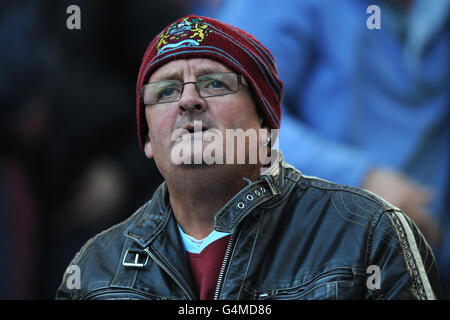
[215,0,449,297]
[0,1,47,298]
[1,0,185,298]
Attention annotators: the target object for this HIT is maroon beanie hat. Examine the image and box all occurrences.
[136,15,283,148]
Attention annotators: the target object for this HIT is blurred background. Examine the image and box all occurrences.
[0,0,448,299]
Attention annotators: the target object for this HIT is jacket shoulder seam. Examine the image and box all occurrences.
[297,175,397,212]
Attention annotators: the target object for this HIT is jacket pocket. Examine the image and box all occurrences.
[257,268,354,300]
[82,288,164,300]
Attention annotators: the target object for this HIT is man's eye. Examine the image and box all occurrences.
[160,87,178,98]
[209,80,225,89]
[203,79,231,91]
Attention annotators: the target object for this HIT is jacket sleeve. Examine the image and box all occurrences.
[367,209,442,299]
[55,254,84,300]
[55,236,97,300]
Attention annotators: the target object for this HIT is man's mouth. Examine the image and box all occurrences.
[173,121,211,143]
[183,122,209,134]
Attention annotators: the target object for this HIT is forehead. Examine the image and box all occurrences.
[148,58,233,82]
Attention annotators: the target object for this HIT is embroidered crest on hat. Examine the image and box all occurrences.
[156,17,212,55]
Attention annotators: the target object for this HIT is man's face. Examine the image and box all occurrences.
[143,58,262,177]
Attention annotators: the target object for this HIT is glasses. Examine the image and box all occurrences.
[140,72,247,105]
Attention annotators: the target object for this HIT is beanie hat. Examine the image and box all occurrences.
[136,15,283,148]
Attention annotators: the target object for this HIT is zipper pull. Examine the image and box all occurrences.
[258,290,277,300]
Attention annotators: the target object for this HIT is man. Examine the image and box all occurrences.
[56,15,441,300]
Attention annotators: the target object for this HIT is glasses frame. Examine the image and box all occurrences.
[140,72,248,106]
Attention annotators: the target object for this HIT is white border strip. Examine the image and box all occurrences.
[394,211,436,300]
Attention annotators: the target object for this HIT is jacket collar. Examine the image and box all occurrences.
[125,151,290,247]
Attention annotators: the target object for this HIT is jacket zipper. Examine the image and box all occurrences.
[257,268,354,300]
[143,247,194,300]
[213,230,238,300]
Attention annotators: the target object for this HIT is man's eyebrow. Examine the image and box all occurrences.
[150,70,183,82]
[195,65,229,76]
[150,65,230,82]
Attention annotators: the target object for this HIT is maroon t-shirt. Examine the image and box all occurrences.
[185,235,231,300]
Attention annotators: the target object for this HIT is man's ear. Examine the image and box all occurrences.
[144,137,153,159]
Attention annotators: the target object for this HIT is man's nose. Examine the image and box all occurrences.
[177,82,208,114]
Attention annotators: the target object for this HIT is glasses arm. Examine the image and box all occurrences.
[239,75,249,87]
